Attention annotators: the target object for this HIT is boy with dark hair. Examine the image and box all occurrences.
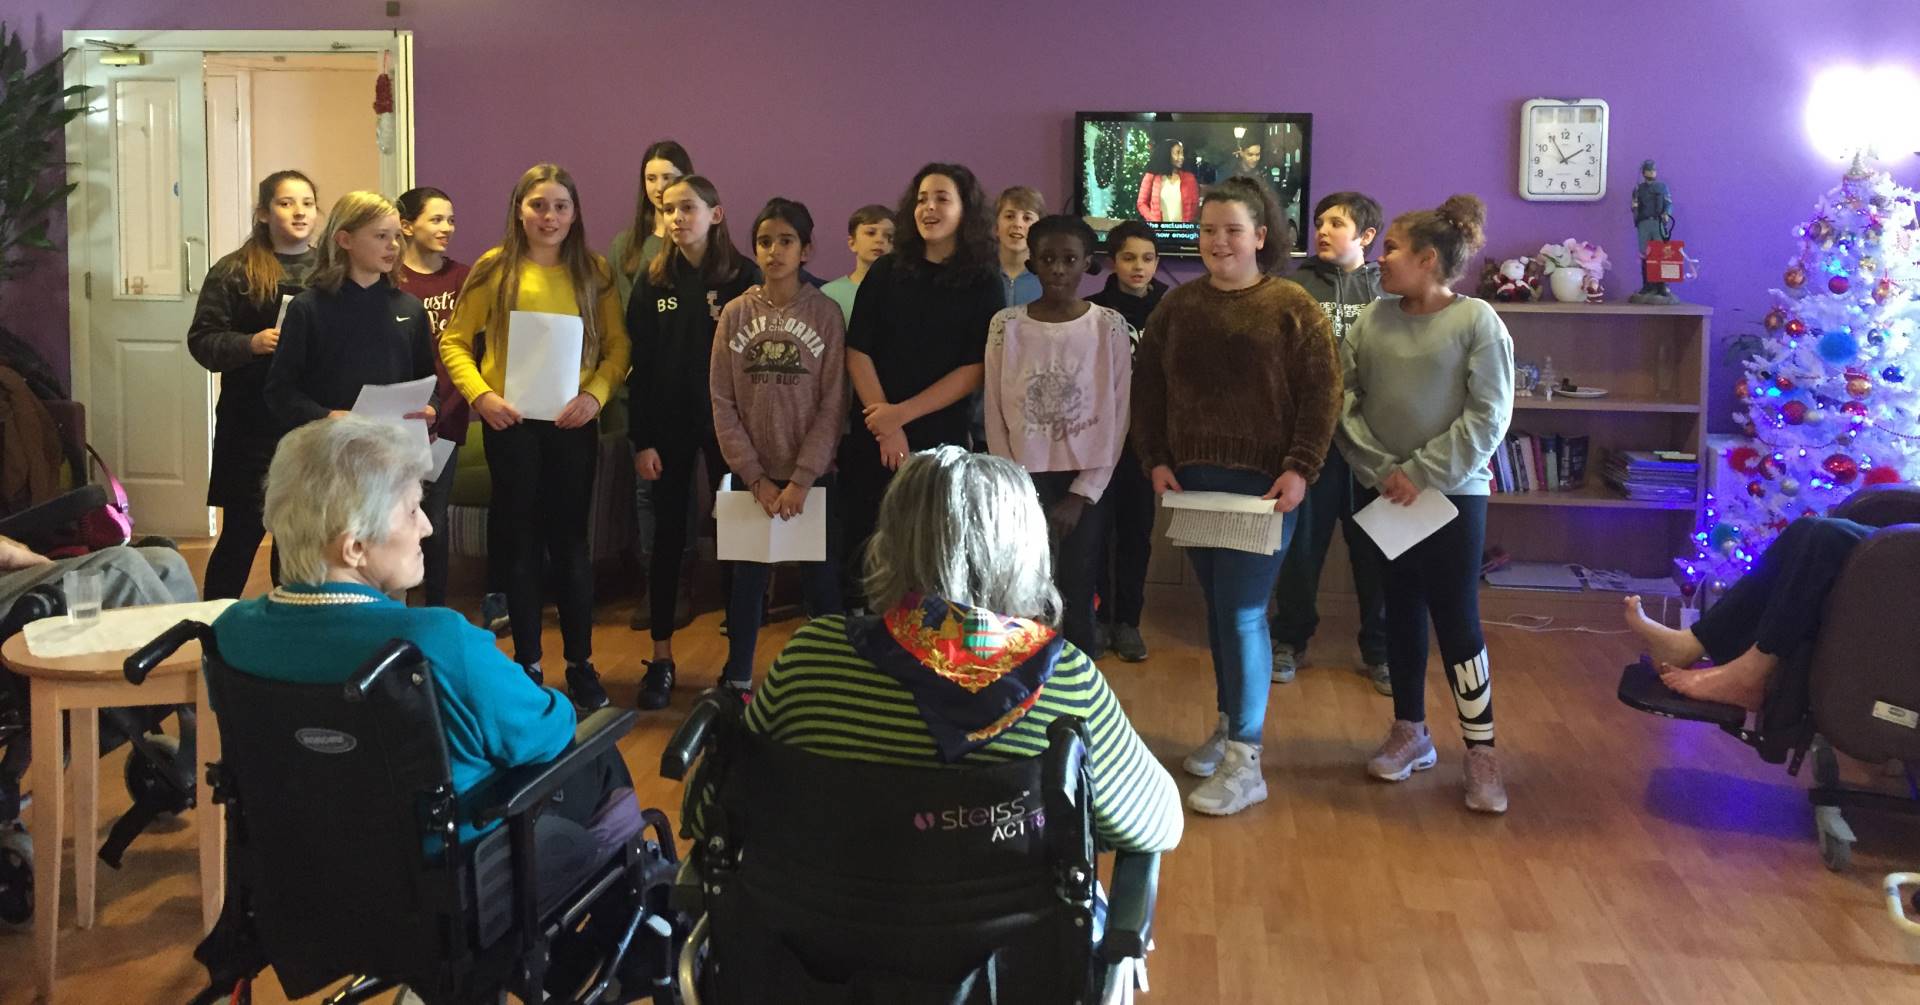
[1270,190,1391,690]
[821,204,895,324]
[1089,220,1166,662]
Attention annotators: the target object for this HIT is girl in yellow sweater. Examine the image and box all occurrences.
[440,163,630,711]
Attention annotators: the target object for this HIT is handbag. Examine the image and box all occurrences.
[75,444,133,549]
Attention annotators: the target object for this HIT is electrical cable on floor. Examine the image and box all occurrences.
[1480,614,1631,635]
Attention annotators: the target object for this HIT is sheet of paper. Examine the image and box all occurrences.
[1353,489,1460,561]
[429,437,457,472]
[503,311,584,421]
[714,475,827,563]
[1160,491,1287,555]
[1159,490,1282,515]
[25,599,236,659]
[274,293,293,330]
[350,375,437,424]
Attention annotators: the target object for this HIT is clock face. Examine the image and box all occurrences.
[1523,101,1607,200]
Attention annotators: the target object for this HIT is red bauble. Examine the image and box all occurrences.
[1726,445,1761,475]
[1875,278,1895,304]
[1786,265,1807,288]
[1764,309,1787,331]
[1842,400,1868,419]
[1785,318,1808,336]
[1767,517,1791,532]
[1822,453,1860,484]
[1775,375,1795,392]
[1735,378,1751,401]
[1829,275,1851,295]
[1759,455,1784,479]
[1864,467,1903,486]
[1781,401,1808,425]
[1747,479,1767,498]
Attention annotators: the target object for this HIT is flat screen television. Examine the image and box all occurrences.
[1075,111,1313,258]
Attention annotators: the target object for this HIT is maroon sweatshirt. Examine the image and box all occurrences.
[395,258,473,444]
[709,282,848,488]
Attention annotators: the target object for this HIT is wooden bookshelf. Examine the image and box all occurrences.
[1489,301,1712,577]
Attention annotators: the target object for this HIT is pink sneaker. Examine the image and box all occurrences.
[1464,746,1508,814]
[1366,720,1436,782]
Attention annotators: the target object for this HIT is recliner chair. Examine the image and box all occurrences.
[1618,484,1920,871]
[660,689,1161,1005]
[126,620,685,1004]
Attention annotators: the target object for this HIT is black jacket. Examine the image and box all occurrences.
[1288,258,1382,343]
[626,252,761,452]
[187,247,318,506]
[1087,274,1169,349]
[266,277,436,427]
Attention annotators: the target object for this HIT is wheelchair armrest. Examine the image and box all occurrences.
[124,619,216,684]
[471,707,638,825]
[0,485,108,548]
[1099,851,1160,961]
[661,690,733,781]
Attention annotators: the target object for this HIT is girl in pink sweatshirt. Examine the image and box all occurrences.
[984,214,1132,654]
[709,198,848,693]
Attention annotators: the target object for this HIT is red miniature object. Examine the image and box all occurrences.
[1644,239,1688,284]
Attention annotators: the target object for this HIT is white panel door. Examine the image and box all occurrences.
[71,47,213,535]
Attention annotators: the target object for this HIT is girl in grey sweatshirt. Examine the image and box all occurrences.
[1335,194,1515,816]
[709,199,848,691]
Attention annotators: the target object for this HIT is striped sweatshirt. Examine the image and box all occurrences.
[692,615,1183,854]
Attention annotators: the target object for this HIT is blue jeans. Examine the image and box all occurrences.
[1177,465,1297,745]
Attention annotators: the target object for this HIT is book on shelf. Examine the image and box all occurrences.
[1489,433,1589,494]
[1600,449,1699,501]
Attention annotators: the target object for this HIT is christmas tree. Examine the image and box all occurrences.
[1685,164,1920,591]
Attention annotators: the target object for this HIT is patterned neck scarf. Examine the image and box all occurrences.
[845,593,1065,763]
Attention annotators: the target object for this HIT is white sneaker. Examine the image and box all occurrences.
[1366,720,1437,782]
[1182,716,1229,778]
[1187,740,1267,816]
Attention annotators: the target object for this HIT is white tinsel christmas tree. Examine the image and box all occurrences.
[1687,164,1920,589]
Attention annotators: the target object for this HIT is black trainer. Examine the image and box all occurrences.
[565,661,610,712]
[638,659,676,710]
[481,592,511,638]
[522,662,544,687]
[718,677,753,704]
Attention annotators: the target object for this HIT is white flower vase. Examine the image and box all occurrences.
[1548,268,1588,303]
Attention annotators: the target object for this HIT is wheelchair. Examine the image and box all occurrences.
[1617,484,1920,872]
[126,620,687,1004]
[659,688,1161,1005]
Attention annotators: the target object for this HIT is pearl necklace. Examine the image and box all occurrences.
[267,586,381,607]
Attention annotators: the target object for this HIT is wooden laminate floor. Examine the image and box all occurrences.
[4,547,1918,1003]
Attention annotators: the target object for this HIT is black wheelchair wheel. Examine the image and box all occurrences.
[0,825,31,926]
[125,735,190,815]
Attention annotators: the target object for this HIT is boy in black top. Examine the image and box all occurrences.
[1087,222,1165,662]
[1269,191,1390,690]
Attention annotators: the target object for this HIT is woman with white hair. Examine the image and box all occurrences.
[210,417,641,863]
[707,446,1181,853]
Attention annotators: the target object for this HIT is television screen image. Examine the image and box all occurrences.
[1075,111,1312,257]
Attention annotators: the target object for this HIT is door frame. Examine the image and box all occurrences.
[62,27,415,425]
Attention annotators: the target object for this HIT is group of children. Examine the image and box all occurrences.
[185,143,1516,820]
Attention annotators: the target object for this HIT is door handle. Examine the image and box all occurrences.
[183,239,198,293]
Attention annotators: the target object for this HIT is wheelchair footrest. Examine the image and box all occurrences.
[1617,658,1747,731]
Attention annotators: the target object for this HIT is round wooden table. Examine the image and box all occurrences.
[2,627,224,1002]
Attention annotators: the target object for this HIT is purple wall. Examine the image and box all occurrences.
[7,1,1919,429]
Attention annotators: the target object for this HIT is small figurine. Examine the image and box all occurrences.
[1630,159,1680,304]
[1480,256,1539,302]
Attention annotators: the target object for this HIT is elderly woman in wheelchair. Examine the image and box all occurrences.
[666,447,1182,1004]
[169,416,672,1003]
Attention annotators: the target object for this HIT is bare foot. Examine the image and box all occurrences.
[1657,646,1776,712]
[1623,595,1705,667]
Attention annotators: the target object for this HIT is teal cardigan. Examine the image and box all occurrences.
[211,582,576,840]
